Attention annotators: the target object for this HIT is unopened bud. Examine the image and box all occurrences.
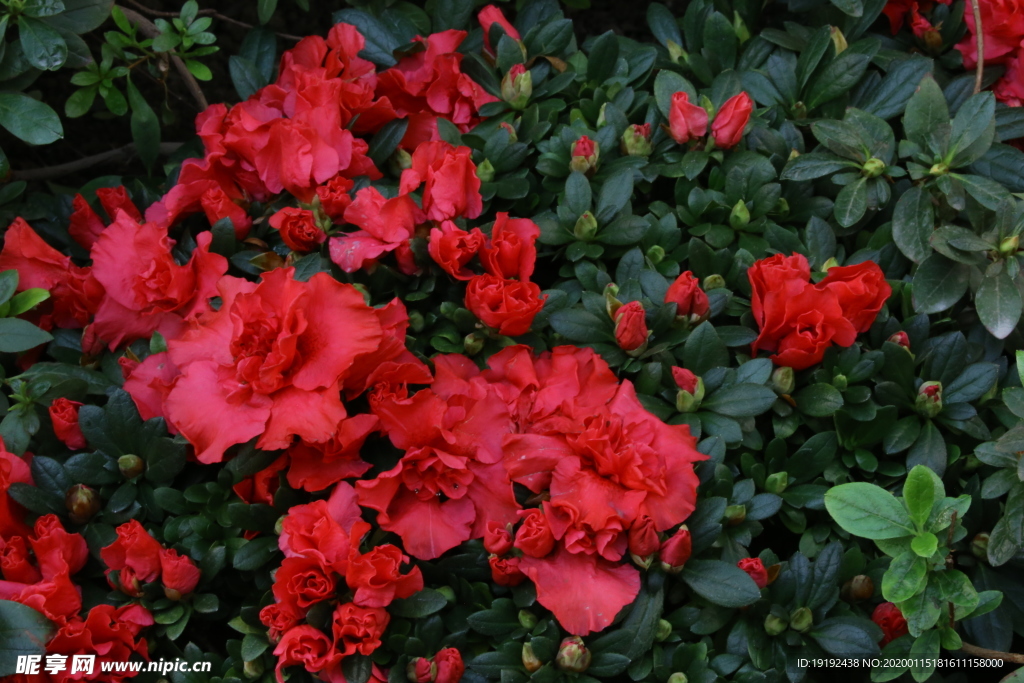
[574,211,599,241]
[518,610,537,629]
[821,257,839,271]
[501,64,532,110]
[729,200,750,229]
[118,454,144,479]
[999,235,1020,255]
[666,41,686,64]
[764,471,788,494]
[668,674,689,683]
[407,657,436,683]
[764,614,788,636]
[972,533,990,560]
[655,619,673,642]
[621,123,653,156]
[774,197,790,217]
[570,136,600,177]
[604,282,622,319]
[390,148,413,175]
[274,516,285,535]
[732,11,751,43]
[724,504,747,526]
[789,607,813,633]
[522,642,543,673]
[555,636,591,673]
[832,373,848,391]
[929,162,949,176]
[408,310,425,333]
[596,103,609,128]
[476,159,495,183]
[792,101,808,119]
[437,586,457,603]
[65,484,101,524]
[841,574,875,601]
[243,658,265,678]
[703,274,726,290]
[646,244,665,264]
[464,333,485,356]
[498,121,518,143]
[830,26,848,53]
[164,587,183,601]
[887,330,911,349]
[771,366,795,395]
[862,157,886,178]
[916,381,943,418]
[630,551,654,569]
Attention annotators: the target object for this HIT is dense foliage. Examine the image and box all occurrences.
[1,1,1024,683]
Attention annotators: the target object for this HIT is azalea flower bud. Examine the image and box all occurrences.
[501,64,532,110]
[518,610,537,629]
[821,257,839,271]
[872,603,909,646]
[667,91,708,145]
[574,211,599,241]
[118,453,144,479]
[916,381,943,418]
[929,162,949,176]
[729,200,750,229]
[476,159,496,183]
[703,274,725,290]
[789,607,813,633]
[764,471,788,494]
[672,367,705,412]
[49,398,86,450]
[655,619,673,641]
[407,657,436,683]
[596,103,609,128]
[390,148,414,175]
[628,515,660,559]
[666,40,686,64]
[724,504,747,526]
[621,123,653,156]
[999,235,1020,255]
[499,121,518,143]
[668,673,688,683]
[887,330,911,349]
[832,373,848,391]
[660,526,692,573]
[570,136,600,176]
[274,516,285,535]
[464,333,485,356]
[522,642,543,672]
[771,366,795,394]
[971,533,990,560]
[161,548,201,600]
[830,26,848,53]
[243,659,265,678]
[646,244,666,264]
[484,520,514,555]
[861,157,886,178]
[614,301,649,355]
[711,92,753,149]
[774,196,790,217]
[408,311,425,332]
[555,637,591,673]
[434,647,464,683]
[666,271,711,322]
[737,557,769,588]
[764,614,788,636]
[437,586,457,603]
[604,282,622,319]
[66,483,101,524]
[841,574,874,602]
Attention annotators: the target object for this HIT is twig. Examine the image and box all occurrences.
[117,6,209,111]
[12,142,183,182]
[959,642,1024,664]
[124,0,303,41]
[970,0,984,94]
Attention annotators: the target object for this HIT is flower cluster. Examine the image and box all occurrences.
[101,520,201,600]
[748,253,891,370]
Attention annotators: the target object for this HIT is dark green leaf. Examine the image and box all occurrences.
[0,601,56,676]
[681,559,762,607]
[0,318,53,352]
[0,92,63,145]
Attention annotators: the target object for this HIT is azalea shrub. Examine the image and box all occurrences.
[2,1,1024,683]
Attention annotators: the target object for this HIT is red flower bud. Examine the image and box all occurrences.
[711,92,753,149]
[737,557,769,588]
[628,515,660,557]
[49,398,86,450]
[887,331,910,348]
[160,548,201,599]
[659,526,692,572]
[672,367,700,394]
[668,91,709,144]
[269,207,325,253]
[665,271,710,320]
[613,301,648,353]
[872,602,909,646]
[484,520,513,555]
[514,509,555,558]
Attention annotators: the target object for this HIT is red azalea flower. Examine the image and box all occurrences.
[49,398,87,451]
[872,602,910,646]
[347,544,424,608]
[737,557,769,588]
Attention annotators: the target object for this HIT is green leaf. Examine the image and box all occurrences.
[903,75,949,152]
[902,465,937,529]
[241,633,269,661]
[909,630,940,682]
[257,0,277,24]
[912,254,969,314]
[833,177,868,227]
[390,588,448,618]
[808,617,881,657]
[343,654,374,683]
[906,419,947,476]
[0,317,53,352]
[911,532,937,557]
[882,551,928,602]
[684,322,728,374]
[331,9,400,66]
[654,70,697,119]
[824,482,916,539]
[892,186,933,263]
[596,170,633,223]
[703,384,778,417]
[549,308,612,343]
[23,0,66,18]
[953,173,1009,209]
[794,383,844,417]
[830,0,863,17]
[781,153,855,181]
[0,601,56,677]
[192,593,218,613]
[805,51,872,110]
[949,92,995,166]
[0,270,18,305]
[647,3,682,49]
[587,31,619,83]
[48,0,114,34]
[126,77,159,171]
[432,0,474,31]
[857,56,932,120]
[232,537,279,571]
[976,270,1022,340]
[19,17,67,70]
[367,118,409,169]
[681,559,762,607]
[0,93,63,145]
[228,56,265,101]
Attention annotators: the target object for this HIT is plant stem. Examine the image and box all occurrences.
[117,6,209,110]
[959,642,1024,664]
[12,142,183,182]
[971,0,984,95]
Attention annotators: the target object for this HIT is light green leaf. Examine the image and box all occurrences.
[825,482,916,539]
